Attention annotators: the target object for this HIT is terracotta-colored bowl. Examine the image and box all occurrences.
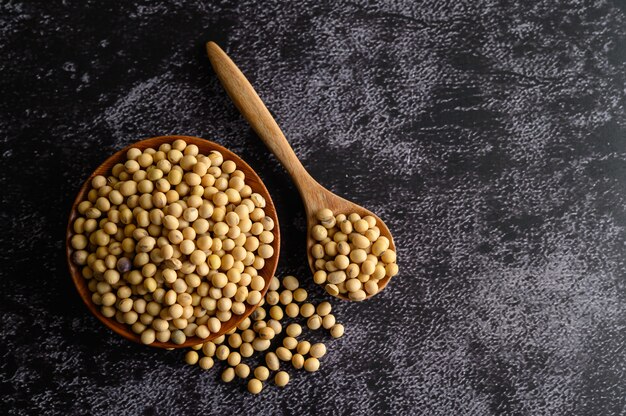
[66,135,280,348]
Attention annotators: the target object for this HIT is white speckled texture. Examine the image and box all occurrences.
[1,0,626,415]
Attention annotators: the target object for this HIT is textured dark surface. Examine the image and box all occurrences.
[2,1,626,415]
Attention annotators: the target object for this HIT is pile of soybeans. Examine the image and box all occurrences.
[182,274,344,394]
[310,209,398,300]
[69,139,276,345]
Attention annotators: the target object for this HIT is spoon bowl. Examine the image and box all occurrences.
[206,42,396,300]
[66,135,280,347]
[301,182,396,300]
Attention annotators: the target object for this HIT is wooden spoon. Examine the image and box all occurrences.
[206,42,396,300]
[66,135,280,348]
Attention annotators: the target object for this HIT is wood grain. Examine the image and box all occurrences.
[66,135,280,348]
[206,42,395,300]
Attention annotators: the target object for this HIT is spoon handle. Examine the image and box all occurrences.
[206,42,315,192]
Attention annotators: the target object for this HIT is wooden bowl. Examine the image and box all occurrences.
[66,135,280,348]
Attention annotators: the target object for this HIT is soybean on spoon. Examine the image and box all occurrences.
[206,41,396,300]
